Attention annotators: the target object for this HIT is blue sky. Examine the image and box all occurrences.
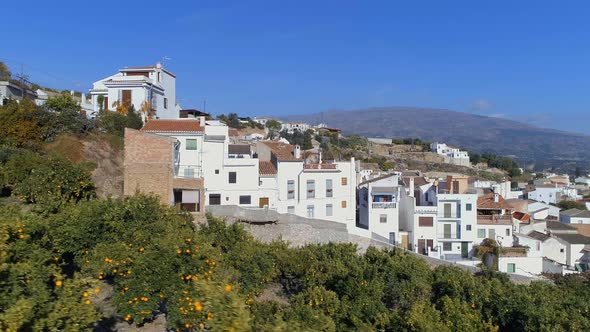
[2,1,589,133]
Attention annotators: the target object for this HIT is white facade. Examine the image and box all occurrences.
[436,193,478,259]
[281,122,311,134]
[575,176,590,186]
[358,174,401,245]
[528,186,561,204]
[498,256,542,277]
[430,142,470,167]
[89,63,178,120]
[560,209,590,224]
[492,181,523,200]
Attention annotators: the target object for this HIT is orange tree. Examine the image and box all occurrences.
[0,206,100,330]
[46,195,251,330]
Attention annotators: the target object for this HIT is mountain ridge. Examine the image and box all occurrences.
[279,107,590,168]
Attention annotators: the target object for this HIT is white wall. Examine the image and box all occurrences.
[498,256,542,277]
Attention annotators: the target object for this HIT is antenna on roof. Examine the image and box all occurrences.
[161,56,172,66]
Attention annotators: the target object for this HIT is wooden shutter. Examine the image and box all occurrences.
[122,90,132,106]
[418,217,433,227]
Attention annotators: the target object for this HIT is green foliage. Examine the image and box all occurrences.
[279,129,313,150]
[0,61,11,81]
[1,151,95,212]
[557,200,588,211]
[0,99,47,148]
[97,107,143,137]
[471,152,522,177]
[391,137,431,150]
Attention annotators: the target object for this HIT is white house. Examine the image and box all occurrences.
[560,209,590,224]
[281,122,311,134]
[357,174,402,246]
[492,181,523,200]
[551,233,590,272]
[575,176,590,186]
[528,185,562,204]
[476,193,514,248]
[430,142,470,167]
[252,117,278,127]
[399,177,439,256]
[89,63,178,120]
[256,141,357,228]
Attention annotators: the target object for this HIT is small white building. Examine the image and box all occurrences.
[430,142,470,167]
[528,185,562,204]
[281,122,311,134]
[560,209,590,225]
[89,63,178,120]
[575,176,590,186]
[357,174,402,246]
[551,233,590,272]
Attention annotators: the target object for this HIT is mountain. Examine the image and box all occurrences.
[280,107,590,169]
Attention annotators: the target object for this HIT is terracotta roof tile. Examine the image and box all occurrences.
[141,120,204,133]
[512,211,531,223]
[261,141,299,161]
[477,193,514,210]
[259,161,277,175]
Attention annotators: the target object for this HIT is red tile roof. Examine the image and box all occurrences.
[261,141,299,160]
[477,193,514,210]
[512,211,530,223]
[141,120,204,133]
[259,161,277,175]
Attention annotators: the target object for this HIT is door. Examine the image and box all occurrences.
[418,239,426,254]
[401,234,409,250]
[389,232,396,246]
[426,240,434,253]
[307,205,314,218]
[444,224,452,239]
[122,90,132,106]
[259,197,269,208]
[461,242,469,258]
[444,203,451,218]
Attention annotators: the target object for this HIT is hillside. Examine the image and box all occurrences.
[280,107,590,169]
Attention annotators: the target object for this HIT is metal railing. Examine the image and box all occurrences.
[415,206,437,214]
[372,202,397,209]
[438,212,461,219]
[174,165,203,179]
[437,232,461,239]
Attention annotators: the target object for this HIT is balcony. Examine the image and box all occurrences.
[437,231,461,240]
[438,212,461,219]
[174,165,202,179]
[477,214,513,225]
[303,163,339,172]
[372,202,397,209]
[415,206,437,215]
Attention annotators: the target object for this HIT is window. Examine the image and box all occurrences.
[215,169,219,174]
[477,229,486,238]
[326,179,333,197]
[287,180,295,199]
[560,248,564,253]
[326,204,333,217]
[287,206,295,214]
[184,168,194,178]
[506,228,510,236]
[307,180,315,198]
[164,97,168,109]
[209,194,221,205]
[239,195,251,205]
[341,200,347,208]
[466,225,472,231]
[186,139,197,150]
[507,263,516,273]
[443,242,452,251]
[418,217,433,227]
[157,72,161,82]
[380,214,387,223]
[229,172,236,184]
[307,205,314,218]
[466,203,472,211]
[425,193,429,202]
[341,177,348,185]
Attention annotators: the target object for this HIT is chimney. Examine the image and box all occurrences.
[156,62,162,69]
[198,116,206,127]
[494,193,499,203]
[294,145,301,159]
[319,150,322,164]
[409,177,415,197]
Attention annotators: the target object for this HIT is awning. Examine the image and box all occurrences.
[182,190,200,203]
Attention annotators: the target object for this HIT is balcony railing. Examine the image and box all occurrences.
[303,163,338,171]
[477,214,513,225]
[437,232,461,240]
[438,212,461,219]
[372,202,397,209]
[415,206,437,214]
[174,165,203,179]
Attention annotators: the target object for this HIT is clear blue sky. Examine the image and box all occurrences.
[2,1,589,133]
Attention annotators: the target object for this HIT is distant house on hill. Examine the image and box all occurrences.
[89,62,179,120]
[430,142,470,167]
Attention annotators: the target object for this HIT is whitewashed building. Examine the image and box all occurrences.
[357,174,402,246]
[430,142,470,167]
[281,122,311,134]
[89,63,178,120]
[560,209,590,224]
